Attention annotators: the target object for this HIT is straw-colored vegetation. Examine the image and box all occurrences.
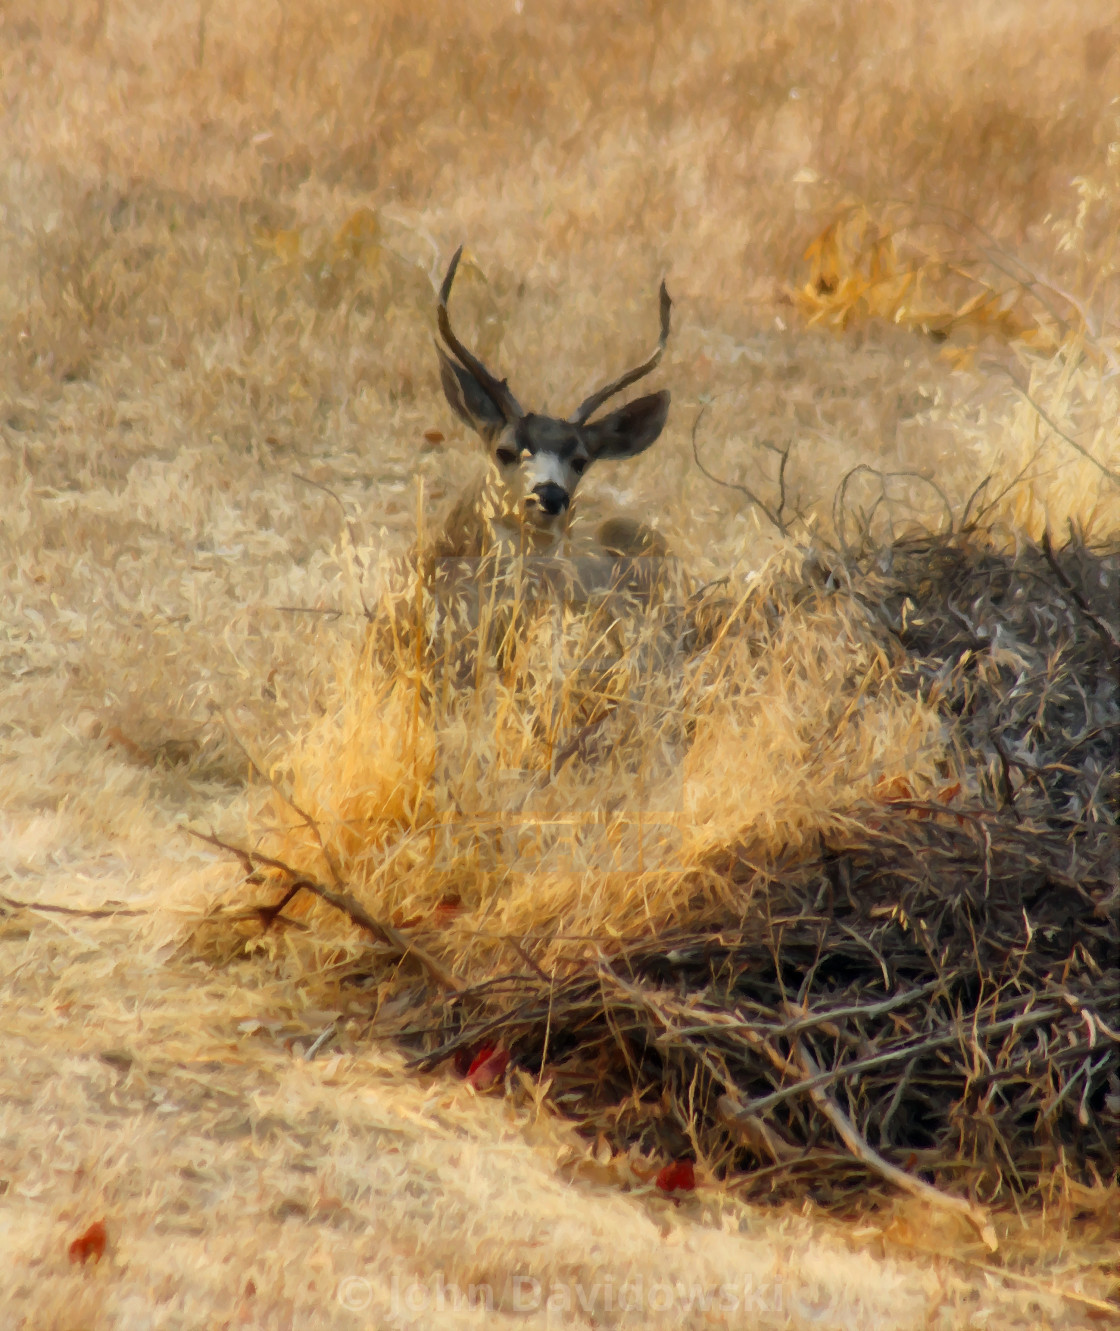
[2,0,1118,1326]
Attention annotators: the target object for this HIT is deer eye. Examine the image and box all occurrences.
[495,447,518,466]
[571,456,588,476]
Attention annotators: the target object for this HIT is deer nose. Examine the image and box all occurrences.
[530,482,570,516]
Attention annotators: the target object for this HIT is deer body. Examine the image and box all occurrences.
[422,469,671,570]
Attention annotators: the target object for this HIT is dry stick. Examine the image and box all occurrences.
[0,894,145,919]
[929,208,1081,334]
[958,472,994,533]
[676,1003,1074,1118]
[947,206,1116,368]
[669,974,954,1040]
[293,472,374,619]
[690,404,785,533]
[833,464,954,552]
[793,1039,998,1251]
[220,713,344,890]
[187,830,464,994]
[600,963,793,1111]
[271,605,345,619]
[408,995,555,1072]
[983,364,1120,488]
[539,705,617,788]
[262,879,314,928]
[506,937,552,985]
[1039,530,1120,654]
[645,987,1074,1214]
[936,1256,1118,1319]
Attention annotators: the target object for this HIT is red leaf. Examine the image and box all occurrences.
[655,1160,696,1193]
[68,1220,107,1264]
[466,1047,509,1090]
[463,1044,496,1078]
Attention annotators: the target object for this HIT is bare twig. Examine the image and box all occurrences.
[793,1040,998,1250]
[982,365,1120,487]
[833,464,954,552]
[293,472,374,619]
[690,404,785,533]
[270,605,346,619]
[220,713,343,889]
[305,1019,339,1060]
[186,829,464,993]
[0,895,145,919]
[1040,531,1120,653]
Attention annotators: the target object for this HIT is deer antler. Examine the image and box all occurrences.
[570,280,671,426]
[438,246,522,422]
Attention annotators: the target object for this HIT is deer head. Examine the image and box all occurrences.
[434,247,671,536]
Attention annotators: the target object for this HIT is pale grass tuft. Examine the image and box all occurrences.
[253,542,946,980]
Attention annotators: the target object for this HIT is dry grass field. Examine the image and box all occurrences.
[2,0,1119,1326]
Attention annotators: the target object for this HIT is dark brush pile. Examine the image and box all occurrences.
[405,530,1119,1206]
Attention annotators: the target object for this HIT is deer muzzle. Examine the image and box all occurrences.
[528,482,570,517]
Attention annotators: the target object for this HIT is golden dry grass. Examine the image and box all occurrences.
[2,0,1119,1325]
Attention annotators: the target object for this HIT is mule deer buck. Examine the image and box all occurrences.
[381,246,702,697]
[377,249,717,795]
[425,246,673,574]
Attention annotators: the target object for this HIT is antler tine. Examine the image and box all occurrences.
[570,280,672,426]
[437,246,522,422]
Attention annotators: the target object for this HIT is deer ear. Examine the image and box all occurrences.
[435,342,507,441]
[582,391,670,461]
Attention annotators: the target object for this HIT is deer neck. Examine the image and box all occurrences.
[478,470,570,559]
[425,470,569,568]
